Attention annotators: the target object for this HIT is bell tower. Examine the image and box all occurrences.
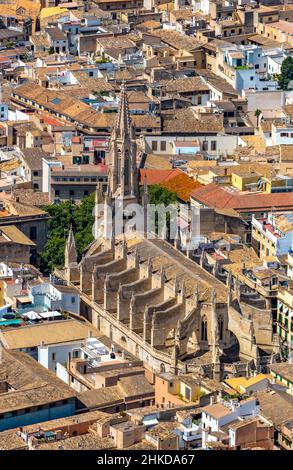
[94,82,140,242]
[108,81,139,204]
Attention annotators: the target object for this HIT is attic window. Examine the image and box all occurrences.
[51,98,61,105]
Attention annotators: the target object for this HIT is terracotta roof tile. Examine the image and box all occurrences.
[191,183,293,211]
[160,172,203,202]
[139,168,182,185]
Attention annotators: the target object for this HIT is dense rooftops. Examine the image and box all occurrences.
[0,349,76,414]
[191,183,293,212]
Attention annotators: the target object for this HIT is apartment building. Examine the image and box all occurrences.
[277,287,293,356]
[251,212,293,259]
[201,397,260,449]
[48,163,108,203]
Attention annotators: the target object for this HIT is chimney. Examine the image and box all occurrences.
[40,340,44,347]
[209,395,215,405]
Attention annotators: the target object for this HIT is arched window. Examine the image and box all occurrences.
[218,316,224,341]
[160,363,166,373]
[201,316,208,341]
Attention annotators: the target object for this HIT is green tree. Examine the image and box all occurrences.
[5,40,14,48]
[95,57,109,64]
[40,194,95,274]
[254,108,262,127]
[39,200,74,274]
[145,185,178,238]
[279,56,293,90]
[74,192,95,256]
[148,184,177,206]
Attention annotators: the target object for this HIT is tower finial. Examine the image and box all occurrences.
[65,225,77,267]
[115,80,131,139]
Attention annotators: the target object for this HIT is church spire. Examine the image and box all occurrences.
[108,81,138,200]
[115,80,131,139]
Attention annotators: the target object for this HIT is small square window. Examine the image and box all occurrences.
[202,141,208,151]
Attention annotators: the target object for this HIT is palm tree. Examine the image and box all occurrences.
[255,109,262,128]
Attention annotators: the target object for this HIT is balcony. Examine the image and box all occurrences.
[243,274,278,297]
[182,424,202,442]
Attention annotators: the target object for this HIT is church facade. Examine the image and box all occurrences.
[61,84,279,380]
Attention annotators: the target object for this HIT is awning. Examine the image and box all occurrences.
[22,311,42,320]
[39,311,62,319]
[143,418,159,427]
